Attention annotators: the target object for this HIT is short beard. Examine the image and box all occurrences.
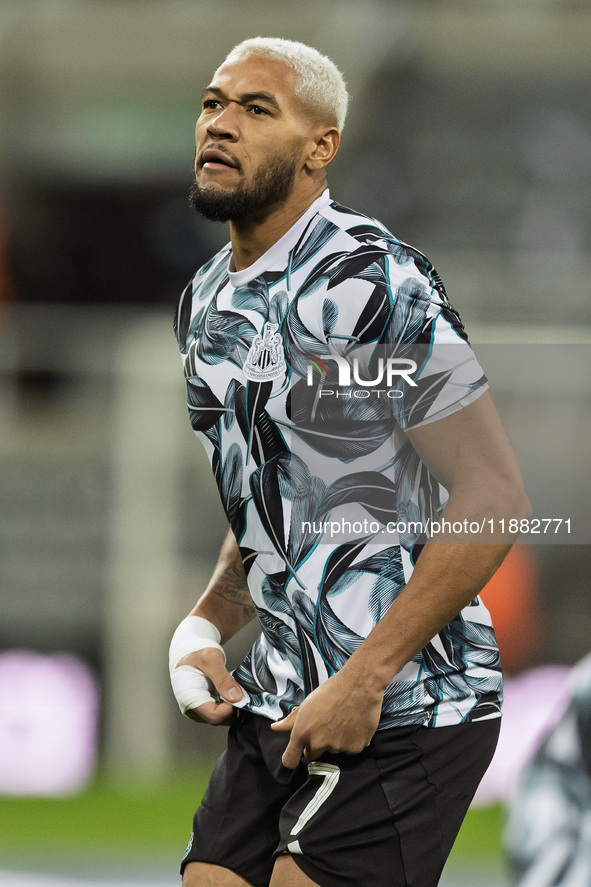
[189,149,300,223]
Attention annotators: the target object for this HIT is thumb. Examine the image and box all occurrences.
[185,649,244,704]
[209,662,244,704]
[282,732,306,770]
[270,708,298,732]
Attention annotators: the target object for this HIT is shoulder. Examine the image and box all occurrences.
[323,199,397,247]
[304,200,468,345]
[319,200,446,297]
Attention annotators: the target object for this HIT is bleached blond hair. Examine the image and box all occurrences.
[223,37,349,131]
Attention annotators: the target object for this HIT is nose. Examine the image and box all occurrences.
[206,103,239,141]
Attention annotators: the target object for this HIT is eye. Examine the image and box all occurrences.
[203,99,221,110]
[249,105,268,116]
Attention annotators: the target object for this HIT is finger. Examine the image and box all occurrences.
[210,667,245,704]
[270,708,298,732]
[180,649,245,704]
[302,743,328,762]
[187,699,236,726]
[282,734,306,770]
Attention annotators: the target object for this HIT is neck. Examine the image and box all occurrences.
[229,181,327,272]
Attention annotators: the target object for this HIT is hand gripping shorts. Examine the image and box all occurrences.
[180,709,500,887]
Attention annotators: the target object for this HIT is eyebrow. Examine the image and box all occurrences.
[201,86,281,111]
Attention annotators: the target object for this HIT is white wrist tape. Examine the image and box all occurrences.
[170,667,216,714]
[169,616,225,714]
[168,616,225,672]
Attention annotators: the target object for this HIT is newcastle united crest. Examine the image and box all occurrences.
[243,323,286,382]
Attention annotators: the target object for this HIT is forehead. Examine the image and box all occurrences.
[209,54,303,112]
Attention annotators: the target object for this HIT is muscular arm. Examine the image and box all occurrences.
[176,529,257,725]
[275,390,531,766]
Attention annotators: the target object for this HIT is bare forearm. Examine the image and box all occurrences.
[190,529,256,643]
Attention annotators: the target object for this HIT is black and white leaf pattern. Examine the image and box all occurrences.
[239,546,259,577]
[287,471,326,568]
[290,217,339,272]
[282,298,332,380]
[322,298,338,337]
[199,303,257,367]
[393,441,444,545]
[175,279,193,354]
[464,694,502,722]
[381,678,426,724]
[223,379,239,431]
[268,289,289,330]
[319,539,370,597]
[234,382,288,466]
[315,594,364,674]
[178,196,501,728]
[383,275,431,347]
[250,641,278,697]
[287,377,393,460]
[232,276,269,314]
[292,588,363,676]
[185,377,226,432]
[351,280,392,344]
[350,547,406,622]
[249,453,300,584]
[294,618,319,697]
[219,442,243,528]
[256,607,303,678]
[444,617,501,672]
[317,471,398,525]
[260,570,292,617]
[325,245,392,290]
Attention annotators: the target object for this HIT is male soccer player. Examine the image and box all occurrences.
[169,37,530,887]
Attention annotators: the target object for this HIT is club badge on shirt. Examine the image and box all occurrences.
[243,323,286,382]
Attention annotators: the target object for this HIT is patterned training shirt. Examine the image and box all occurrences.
[174,190,502,729]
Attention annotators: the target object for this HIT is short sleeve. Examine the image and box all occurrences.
[314,243,487,431]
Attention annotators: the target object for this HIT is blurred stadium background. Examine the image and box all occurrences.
[0,1,590,884]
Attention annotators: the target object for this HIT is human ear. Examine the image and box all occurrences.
[305,127,340,170]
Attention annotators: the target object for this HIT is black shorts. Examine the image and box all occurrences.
[181,710,500,887]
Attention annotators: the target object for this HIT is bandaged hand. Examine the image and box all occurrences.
[169,616,245,724]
